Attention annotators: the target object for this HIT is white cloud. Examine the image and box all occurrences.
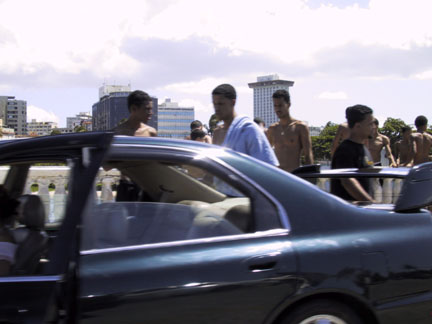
[413,69,432,80]
[318,91,348,100]
[27,105,59,125]
[1,0,431,81]
[162,78,225,96]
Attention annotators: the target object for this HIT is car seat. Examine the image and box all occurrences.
[12,195,49,275]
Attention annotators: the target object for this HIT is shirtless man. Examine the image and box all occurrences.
[112,90,156,201]
[114,90,157,137]
[394,126,415,167]
[367,118,396,167]
[331,122,350,157]
[267,89,313,172]
[185,120,211,143]
[412,115,432,165]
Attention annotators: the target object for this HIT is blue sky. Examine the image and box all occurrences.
[0,0,431,128]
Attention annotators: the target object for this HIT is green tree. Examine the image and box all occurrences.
[311,122,339,161]
[74,125,87,133]
[50,128,61,136]
[379,118,407,149]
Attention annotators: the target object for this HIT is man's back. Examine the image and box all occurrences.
[413,132,432,164]
[395,138,414,166]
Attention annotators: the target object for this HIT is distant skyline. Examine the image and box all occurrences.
[1,0,431,128]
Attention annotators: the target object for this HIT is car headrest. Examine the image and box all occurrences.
[224,204,251,233]
[17,195,46,230]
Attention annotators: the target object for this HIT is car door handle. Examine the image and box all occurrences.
[246,255,279,272]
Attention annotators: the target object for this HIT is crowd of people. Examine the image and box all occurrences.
[113,85,431,203]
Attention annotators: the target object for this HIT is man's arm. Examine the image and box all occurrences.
[341,178,374,202]
[394,141,400,165]
[212,127,224,146]
[266,126,275,147]
[300,123,313,165]
[383,136,396,167]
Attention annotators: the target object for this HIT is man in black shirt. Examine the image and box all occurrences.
[331,105,375,202]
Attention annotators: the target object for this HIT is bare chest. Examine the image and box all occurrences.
[274,124,301,146]
[369,137,384,151]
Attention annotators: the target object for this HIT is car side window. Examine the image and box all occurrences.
[81,159,283,251]
[0,162,72,276]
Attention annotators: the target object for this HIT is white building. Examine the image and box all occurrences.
[158,99,194,139]
[99,84,131,100]
[67,112,92,131]
[27,119,58,136]
[0,96,27,135]
[248,74,294,127]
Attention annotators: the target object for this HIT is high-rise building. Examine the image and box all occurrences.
[0,96,27,135]
[27,119,58,136]
[92,85,158,131]
[248,74,294,127]
[67,112,92,131]
[158,99,194,139]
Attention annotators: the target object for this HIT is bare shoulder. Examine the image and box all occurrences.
[148,126,157,137]
[295,120,309,131]
[380,134,390,143]
[267,122,280,132]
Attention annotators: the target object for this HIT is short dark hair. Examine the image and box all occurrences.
[253,117,265,126]
[190,128,206,140]
[190,120,202,130]
[212,84,236,100]
[373,118,379,126]
[401,126,411,134]
[127,90,151,112]
[345,105,373,128]
[415,115,428,128]
[272,89,290,104]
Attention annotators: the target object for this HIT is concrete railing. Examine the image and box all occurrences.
[1,166,406,223]
[0,166,121,223]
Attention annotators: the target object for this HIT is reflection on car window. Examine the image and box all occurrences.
[82,160,282,250]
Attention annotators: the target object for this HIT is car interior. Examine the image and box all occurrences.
[82,159,257,250]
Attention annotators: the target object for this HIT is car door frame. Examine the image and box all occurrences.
[0,132,113,323]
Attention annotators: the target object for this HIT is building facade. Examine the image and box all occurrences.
[27,119,58,136]
[248,74,294,127]
[0,96,27,135]
[67,112,92,131]
[157,99,194,139]
[92,85,158,131]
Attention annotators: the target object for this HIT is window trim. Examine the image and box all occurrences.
[80,228,289,255]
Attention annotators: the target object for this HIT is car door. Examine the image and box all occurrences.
[0,133,112,323]
[79,146,299,324]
